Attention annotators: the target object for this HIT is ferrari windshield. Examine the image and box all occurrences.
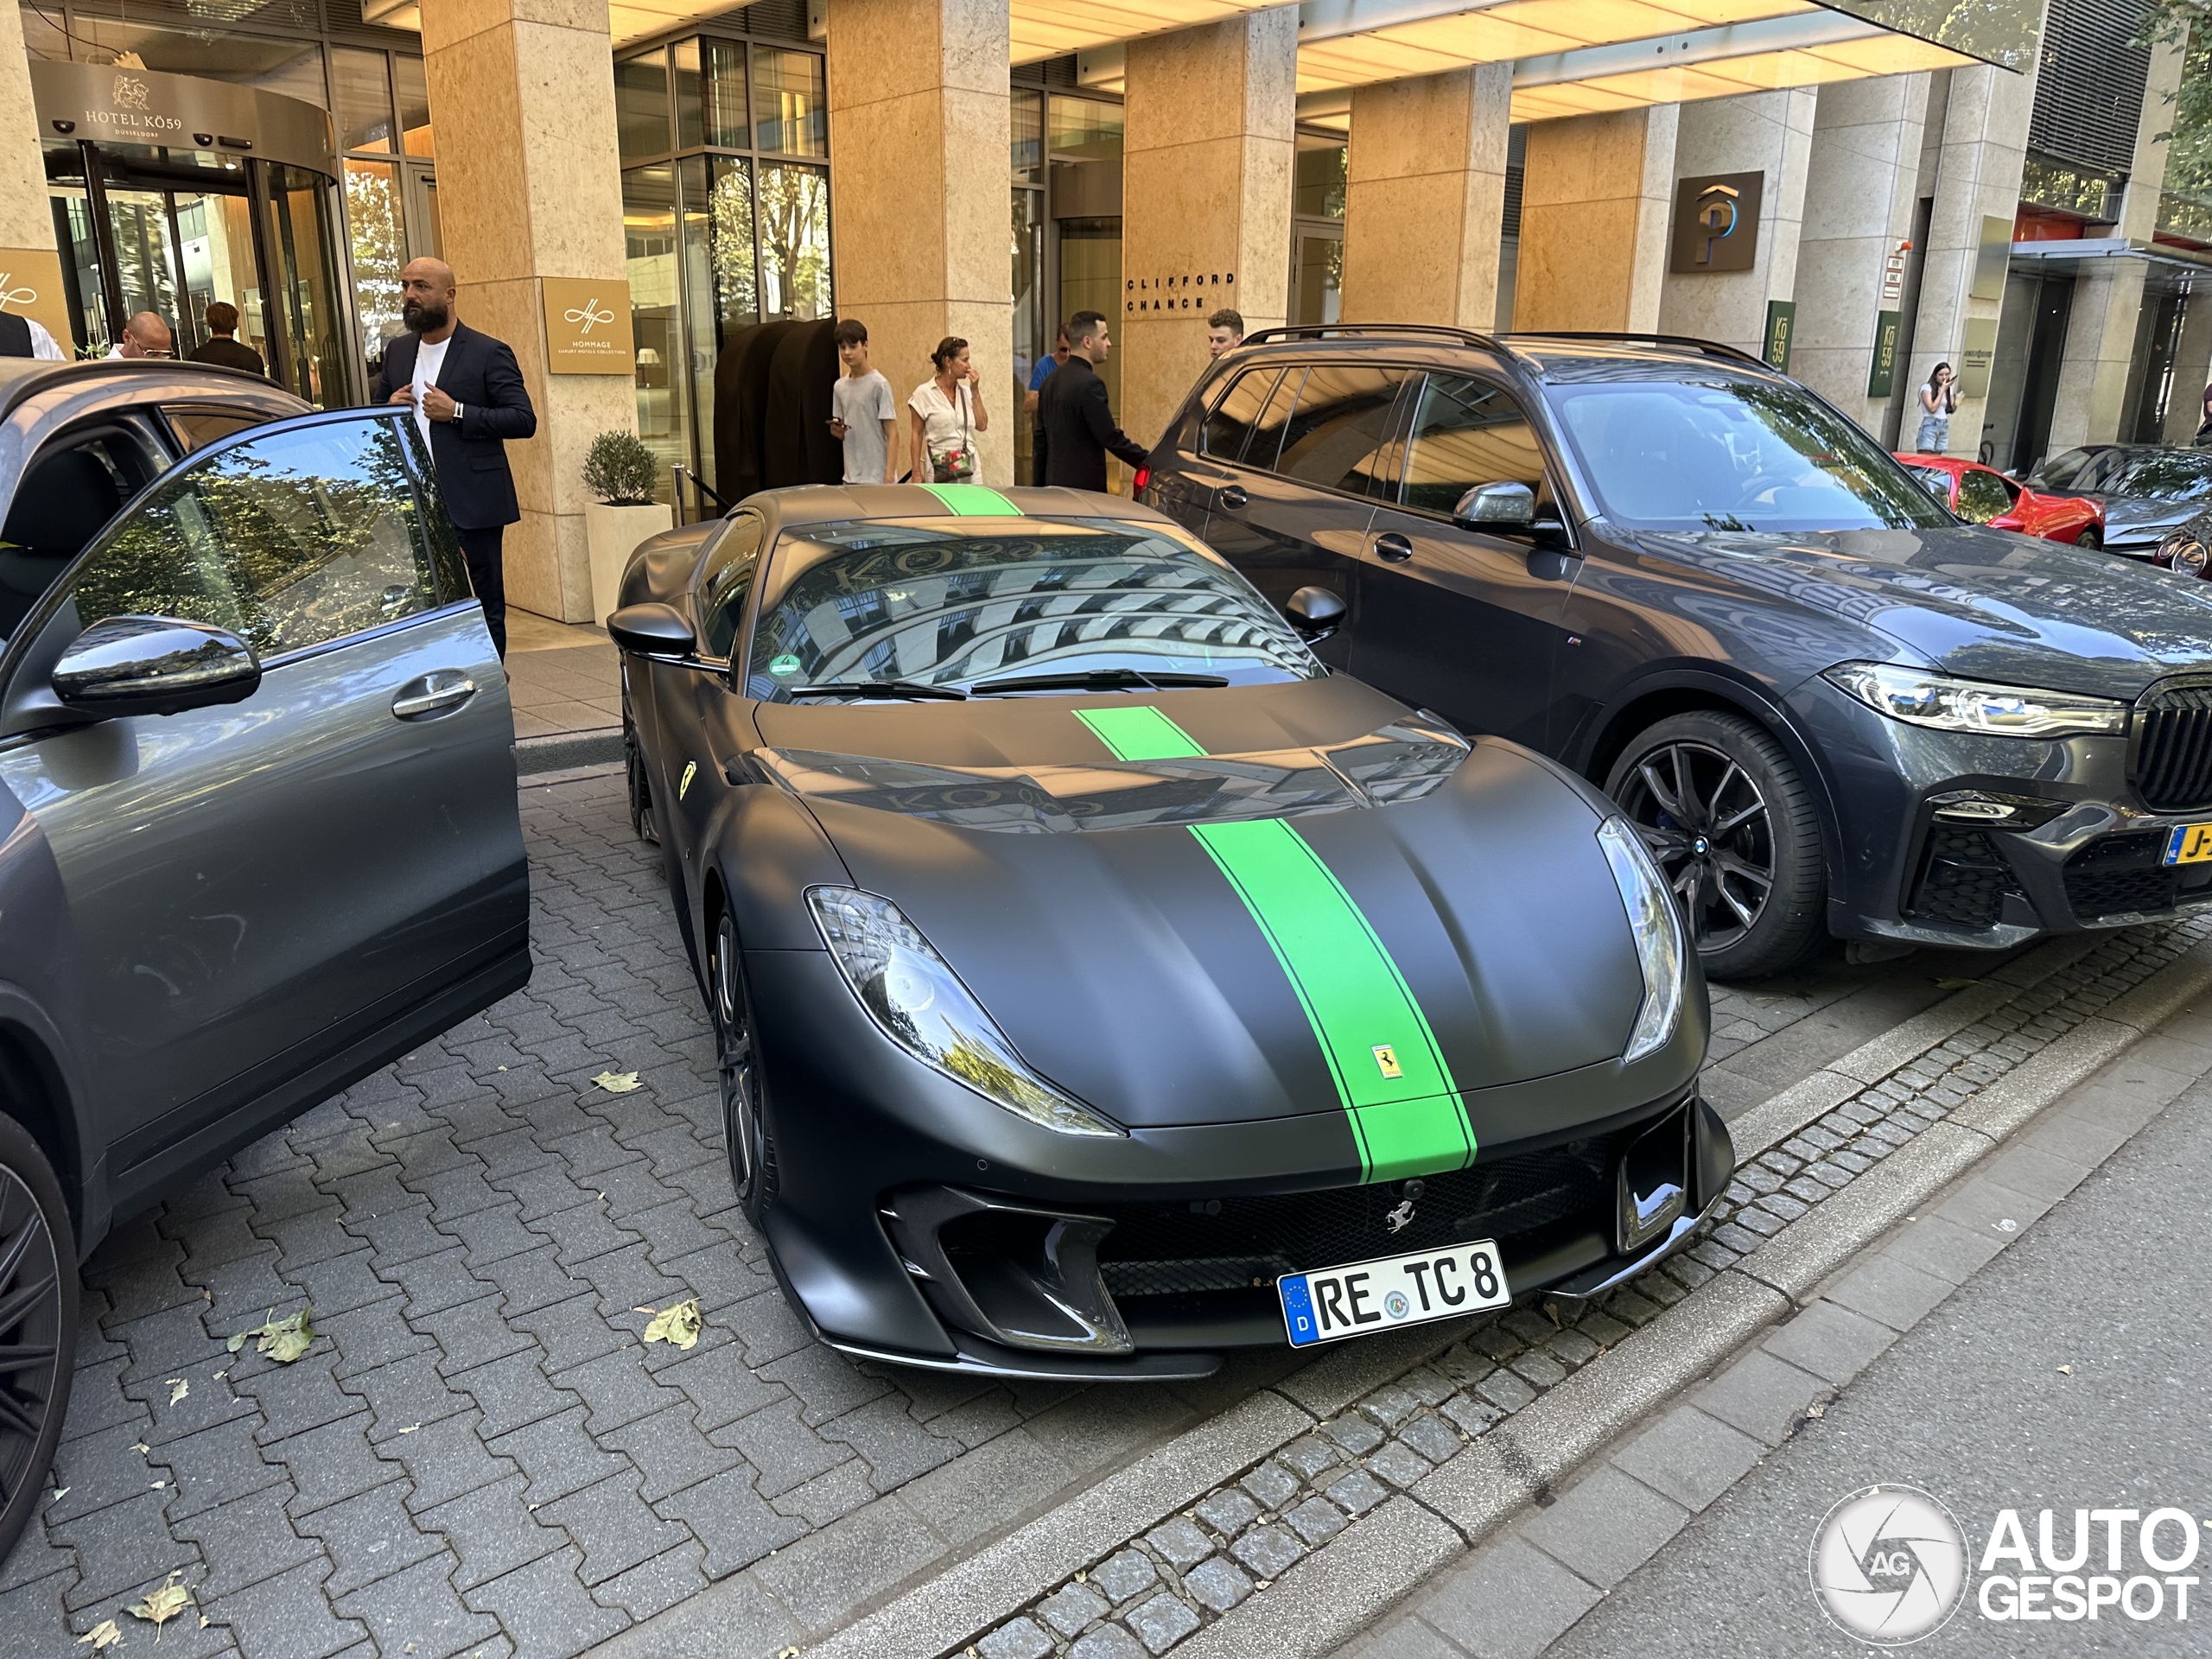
[745,518,1325,700]
[2088,449,2212,501]
[1546,377,1952,533]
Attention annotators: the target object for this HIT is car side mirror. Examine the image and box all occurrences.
[1284,585,1346,638]
[53,615,260,719]
[607,601,697,658]
[1453,481,1537,533]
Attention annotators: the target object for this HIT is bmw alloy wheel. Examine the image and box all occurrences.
[1615,739,1776,954]
[0,1136,72,1555]
[711,913,767,1213]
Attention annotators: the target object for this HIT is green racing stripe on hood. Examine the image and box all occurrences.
[918,482,1021,516]
[1076,704,1472,1181]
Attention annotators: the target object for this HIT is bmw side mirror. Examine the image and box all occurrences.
[1453,481,1537,533]
[1283,585,1346,638]
[607,601,697,658]
[53,615,260,719]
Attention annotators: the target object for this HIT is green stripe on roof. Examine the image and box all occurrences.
[918,482,1020,516]
[1077,704,1471,1182]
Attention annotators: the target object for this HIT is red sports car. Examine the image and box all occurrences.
[1895,454,2105,547]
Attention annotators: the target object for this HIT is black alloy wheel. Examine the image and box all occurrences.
[1605,710,1826,980]
[0,1114,77,1563]
[2075,527,2102,551]
[710,912,772,1223]
[622,678,659,847]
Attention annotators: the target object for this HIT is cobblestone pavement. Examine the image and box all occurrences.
[0,768,2152,1659]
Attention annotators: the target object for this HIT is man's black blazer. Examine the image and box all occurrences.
[1038,355,1149,493]
[369,321,537,529]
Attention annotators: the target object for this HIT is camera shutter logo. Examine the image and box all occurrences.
[1809,1484,1969,1645]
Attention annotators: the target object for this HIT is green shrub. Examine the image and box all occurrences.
[583,429,660,505]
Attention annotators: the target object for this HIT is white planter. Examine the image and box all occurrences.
[585,502,673,629]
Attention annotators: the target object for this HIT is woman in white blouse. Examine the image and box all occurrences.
[908,336,988,484]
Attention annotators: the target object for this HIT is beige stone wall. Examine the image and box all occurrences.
[1338,64,1510,333]
[828,0,1013,486]
[421,0,633,623]
[1513,105,1679,334]
[0,1,48,251]
[1657,88,1821,359]
[1121,7,1296,448]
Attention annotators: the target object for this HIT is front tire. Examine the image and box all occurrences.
[0,1114,76,1564]
[709,912,773,1225]
[622,677,658,847]
[2075,526,2102,550]
[1605,710,1826,980]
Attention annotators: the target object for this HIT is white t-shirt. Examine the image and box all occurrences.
[26,321,64,361]
[909,378,977,479]
[411,334,452,453]
[833,370,896,484]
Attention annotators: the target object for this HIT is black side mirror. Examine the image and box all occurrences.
[53,615,260,719]
[1453,481,1537,533]
[1284,585,1346,639]
[607,601,697,658]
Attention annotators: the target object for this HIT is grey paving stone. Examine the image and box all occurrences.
[1475,1370,1536,1414]
[1826,1252,1959,1333]
[1041,1581,1112,1637]
[276,1412,406,1518]
[1126,1591,1201,1654]
[594,1402,751,1503]
[1071,1625,1148,1659]
[1760,1299,1899,1387]
[416,1471,569,1592]
[1610,1406,1766,1511]
[714,1399,855,1497]
[818,1393,962,1492]
[1319,1413,1385,1457]
[588,1540,709,1624]
[1145,1516,1215,1572]
[383,1408,520,1513]
[1228,1523,1306,1580]
[1091,1548,1159,1605]
[1421,1534,1604,1659]
[294,1478,448,1598]
[465,1543,630,1659]
[1184,1555,1253,1613]
[319,1293,445,1381]
[1286,1495,1350,1545]
[1440,1395,1503,1438]
[452,1349,581,1441]
[1193,1488,1260,1538]
[1237,1459,1300,1513]
[754,1342,893,1427]
[1398,1412,1464,1465]
[1517,1465,1691,1589]
[747,1498,944,1632]
[332,1547,505,1659]
[169,1482,325,1600]
[51,1488,195,1611]
[979,1615,1056,1659]
[1364,1438,1434,1490]
[232,1350,359,1447]
[207,1554,369,1659]
[339,1349,474,1443]
[1325,1468,1391,1516]
[650,1467,807,1579]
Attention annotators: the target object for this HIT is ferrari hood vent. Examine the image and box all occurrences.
[748,716,1470,835]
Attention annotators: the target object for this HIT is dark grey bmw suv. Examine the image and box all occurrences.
[1139,327,2212,979]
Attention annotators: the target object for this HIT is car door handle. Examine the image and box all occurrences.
[391,670,477,721]
[1217,485,1249,511]
[1374,533,1414,563]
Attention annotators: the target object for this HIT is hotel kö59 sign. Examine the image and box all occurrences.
[541,277,634,374]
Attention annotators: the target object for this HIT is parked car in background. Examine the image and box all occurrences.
[1895,454,2102,547]
[1140,327,2212,982]
[613,482,1726,1378]
[2021,444,2212,556]
[2153,510,2212,580]
[0,360,529,1563]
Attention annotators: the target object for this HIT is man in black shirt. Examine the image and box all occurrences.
[188,302,266,377]
[1037,309,1148,493]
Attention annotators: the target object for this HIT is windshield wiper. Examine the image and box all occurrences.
[786,680,969,702]
[969,668,1231,696]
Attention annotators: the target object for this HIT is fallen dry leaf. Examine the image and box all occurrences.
[2058,1364,2073,1375]
[78,1619,120,1650]
[592,1071,643,1094]
[166,1378,188,1407]
[131,1443,149,1455]
[642,1298,701,1350]
[1933,976,1979,990]
[397,1424,421,1435]
[52,1487,68,1501]
[127,1572,194,1630]
[227,1307,315,1364]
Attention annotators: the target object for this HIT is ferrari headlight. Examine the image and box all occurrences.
[1823,662,2128,739]
[1596,817,1686,1065]
[806,887,1123,1137]
[2157,531,2209,576]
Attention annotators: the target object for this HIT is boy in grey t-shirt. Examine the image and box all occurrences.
[829,318,898,485]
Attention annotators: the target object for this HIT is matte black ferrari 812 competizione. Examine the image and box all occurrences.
[613,483,1732,1379]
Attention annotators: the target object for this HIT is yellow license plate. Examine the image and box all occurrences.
[2164,823,2212,865]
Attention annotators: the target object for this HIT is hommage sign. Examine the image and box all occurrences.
[542,276,634,374]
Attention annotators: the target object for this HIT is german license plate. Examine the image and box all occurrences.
[2164,823,2212,865]
[1279,1239,1510,1347]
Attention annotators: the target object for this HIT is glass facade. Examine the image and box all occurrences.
[618,31,831,504]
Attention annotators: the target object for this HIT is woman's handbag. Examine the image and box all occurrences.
[929,385,976,482]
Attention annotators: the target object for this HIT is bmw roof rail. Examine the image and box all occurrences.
[1501,331,1775,370]
[1236,323,1515,353]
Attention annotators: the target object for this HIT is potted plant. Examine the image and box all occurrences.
[583,430,671,628]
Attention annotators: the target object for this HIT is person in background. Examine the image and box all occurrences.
[0,303,66,360]
[828,319,898,485]
[2197,378,2211,443]
[909,336,988,485]
[1038,309,1148,494]
[188,302,266,377]
[1025,326,1070,486]
[370,257,537,658]
[1205,308,1245,361]
[107,312,173,359]
[1915,363,1957,454]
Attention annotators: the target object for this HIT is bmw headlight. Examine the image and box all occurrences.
[1823,662,2127,738]
[806,887,1123,1137]
[2156,531,2209,576]
[1596,817,1686,1065]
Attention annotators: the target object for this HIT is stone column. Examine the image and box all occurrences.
[2045,37,2186,449]
[1904,63,2037,459]
[1121,7,1297,448]
[0,3,71,351]
[1791,73,1936,432]
[1338,65,1511,332]
[1657,88,1820,361]
[2162,296,2212,445]
[421,0,633,623]
[1513,105,1679,333]
[828,0,1012,486]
